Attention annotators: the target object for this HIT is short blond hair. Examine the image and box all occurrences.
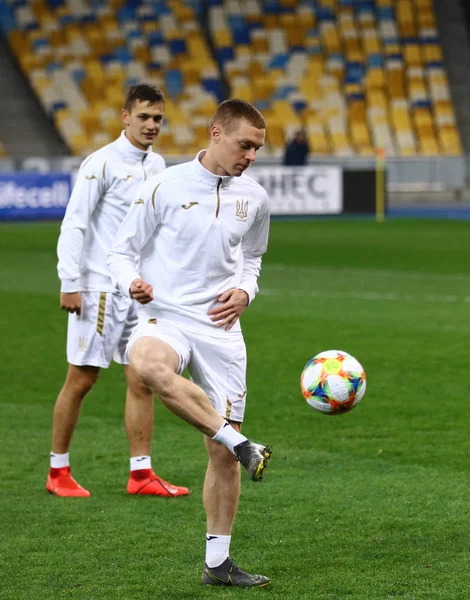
[211,99,266,134]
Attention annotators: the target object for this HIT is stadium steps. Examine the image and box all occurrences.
[198,1,229,103]
[0,34,69,158]
[433,0,470,153]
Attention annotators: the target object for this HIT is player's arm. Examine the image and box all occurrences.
[107,182,161,303]
[57,155,106,313]
[238,192,270,304]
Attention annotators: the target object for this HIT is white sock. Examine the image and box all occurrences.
[130,456,151,471]
[205,534,231,568]
[50,452,69,469]
[212,421,247,455]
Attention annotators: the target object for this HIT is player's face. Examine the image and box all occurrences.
[213,119,265,176]
[121,100,164,150]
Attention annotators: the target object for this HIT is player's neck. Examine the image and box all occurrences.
[200,150,229,177]
[124,131,150,152]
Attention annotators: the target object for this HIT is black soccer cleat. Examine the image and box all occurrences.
[201,557,270,587]
[234,440,272,482]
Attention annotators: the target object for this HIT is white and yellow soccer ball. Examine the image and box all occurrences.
[300,350,366,415]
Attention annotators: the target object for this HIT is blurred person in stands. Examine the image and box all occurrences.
[283,129,310,166]
[108,99,272,587]
[47,83,189,498]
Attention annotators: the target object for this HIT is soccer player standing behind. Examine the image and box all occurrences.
[108,99,272,587]
[47,84,189,498]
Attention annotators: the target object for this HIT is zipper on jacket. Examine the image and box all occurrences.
[141,155,147,180]
[216,177,222,218]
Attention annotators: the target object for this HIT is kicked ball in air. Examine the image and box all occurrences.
[300,350,366,415]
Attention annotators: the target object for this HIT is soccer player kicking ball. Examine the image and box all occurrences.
[47,84,189,499]
[108,99,272,588]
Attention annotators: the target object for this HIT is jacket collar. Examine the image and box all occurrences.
[192,150,233,189]
[116,130,152,161]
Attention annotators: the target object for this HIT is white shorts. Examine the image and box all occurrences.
[66,292,137,368]
[127,318,248,422]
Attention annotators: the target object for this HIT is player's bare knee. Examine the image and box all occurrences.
[140,360,175,395]
[130,351,171,392]
[65,365,99,397]
[127,375,152,400]
[129,339,178,394]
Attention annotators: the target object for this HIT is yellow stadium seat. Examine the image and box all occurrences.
[266,125,285,151]
[387,69,406,100]
[70,133,90,156]
[438,125,463,155]
[423,44,443,63]
[264,14,279,27]
[79,110,101,137]
[419,136,439,155]
[253,76,276,101]
[213,29,232,48]
[297,8,315,28]
[365,68,385,89]
[384,44,401,57]
[321,25,341,54]
[403,44,422,66]
[367,90,388,111]
[251,34,269,53]
[351,122,372,150]
[308,131,330,154]
[170,1,194,20]
[232,82,253,103]
[417,10,436,28]
[363,33,381,55]
[330,130,352,155]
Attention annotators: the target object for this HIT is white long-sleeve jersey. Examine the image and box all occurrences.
[107,151,270,334]
[57,131,166,292]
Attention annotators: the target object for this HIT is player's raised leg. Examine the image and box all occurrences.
[123,364,189,497]
[47,365,99,497]
[129,336,270,480]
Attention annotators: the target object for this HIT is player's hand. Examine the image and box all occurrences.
[208,288,249,331]
[130,278,154,304]
[60,292,82,315]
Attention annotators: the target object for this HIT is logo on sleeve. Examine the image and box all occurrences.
[182,202,199,210]
[122,175,132,181]
[85,175,97,180]
[134,198,145,205]
[236,200,248,221]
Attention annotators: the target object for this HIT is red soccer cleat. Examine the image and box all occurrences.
[127,469,190,497]
[46,467,91,497]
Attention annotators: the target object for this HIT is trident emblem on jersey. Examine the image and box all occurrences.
[236,200,248,221]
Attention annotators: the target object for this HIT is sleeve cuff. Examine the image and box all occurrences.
[120,273,140,298]
[238,282,258,306]
[60,279,80,293]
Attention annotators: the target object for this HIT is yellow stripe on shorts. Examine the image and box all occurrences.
[97,292,106,336]
[225,398,232,420]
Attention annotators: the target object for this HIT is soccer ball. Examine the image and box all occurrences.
[300,350,366,415]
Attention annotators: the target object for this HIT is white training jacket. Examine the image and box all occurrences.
[57,131,166,293]
[107,151,270,334]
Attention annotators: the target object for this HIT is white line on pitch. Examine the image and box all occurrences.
[265,263,470,282]
[259,288,470,304]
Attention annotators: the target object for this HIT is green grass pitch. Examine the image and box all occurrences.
[1,218,470,599]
